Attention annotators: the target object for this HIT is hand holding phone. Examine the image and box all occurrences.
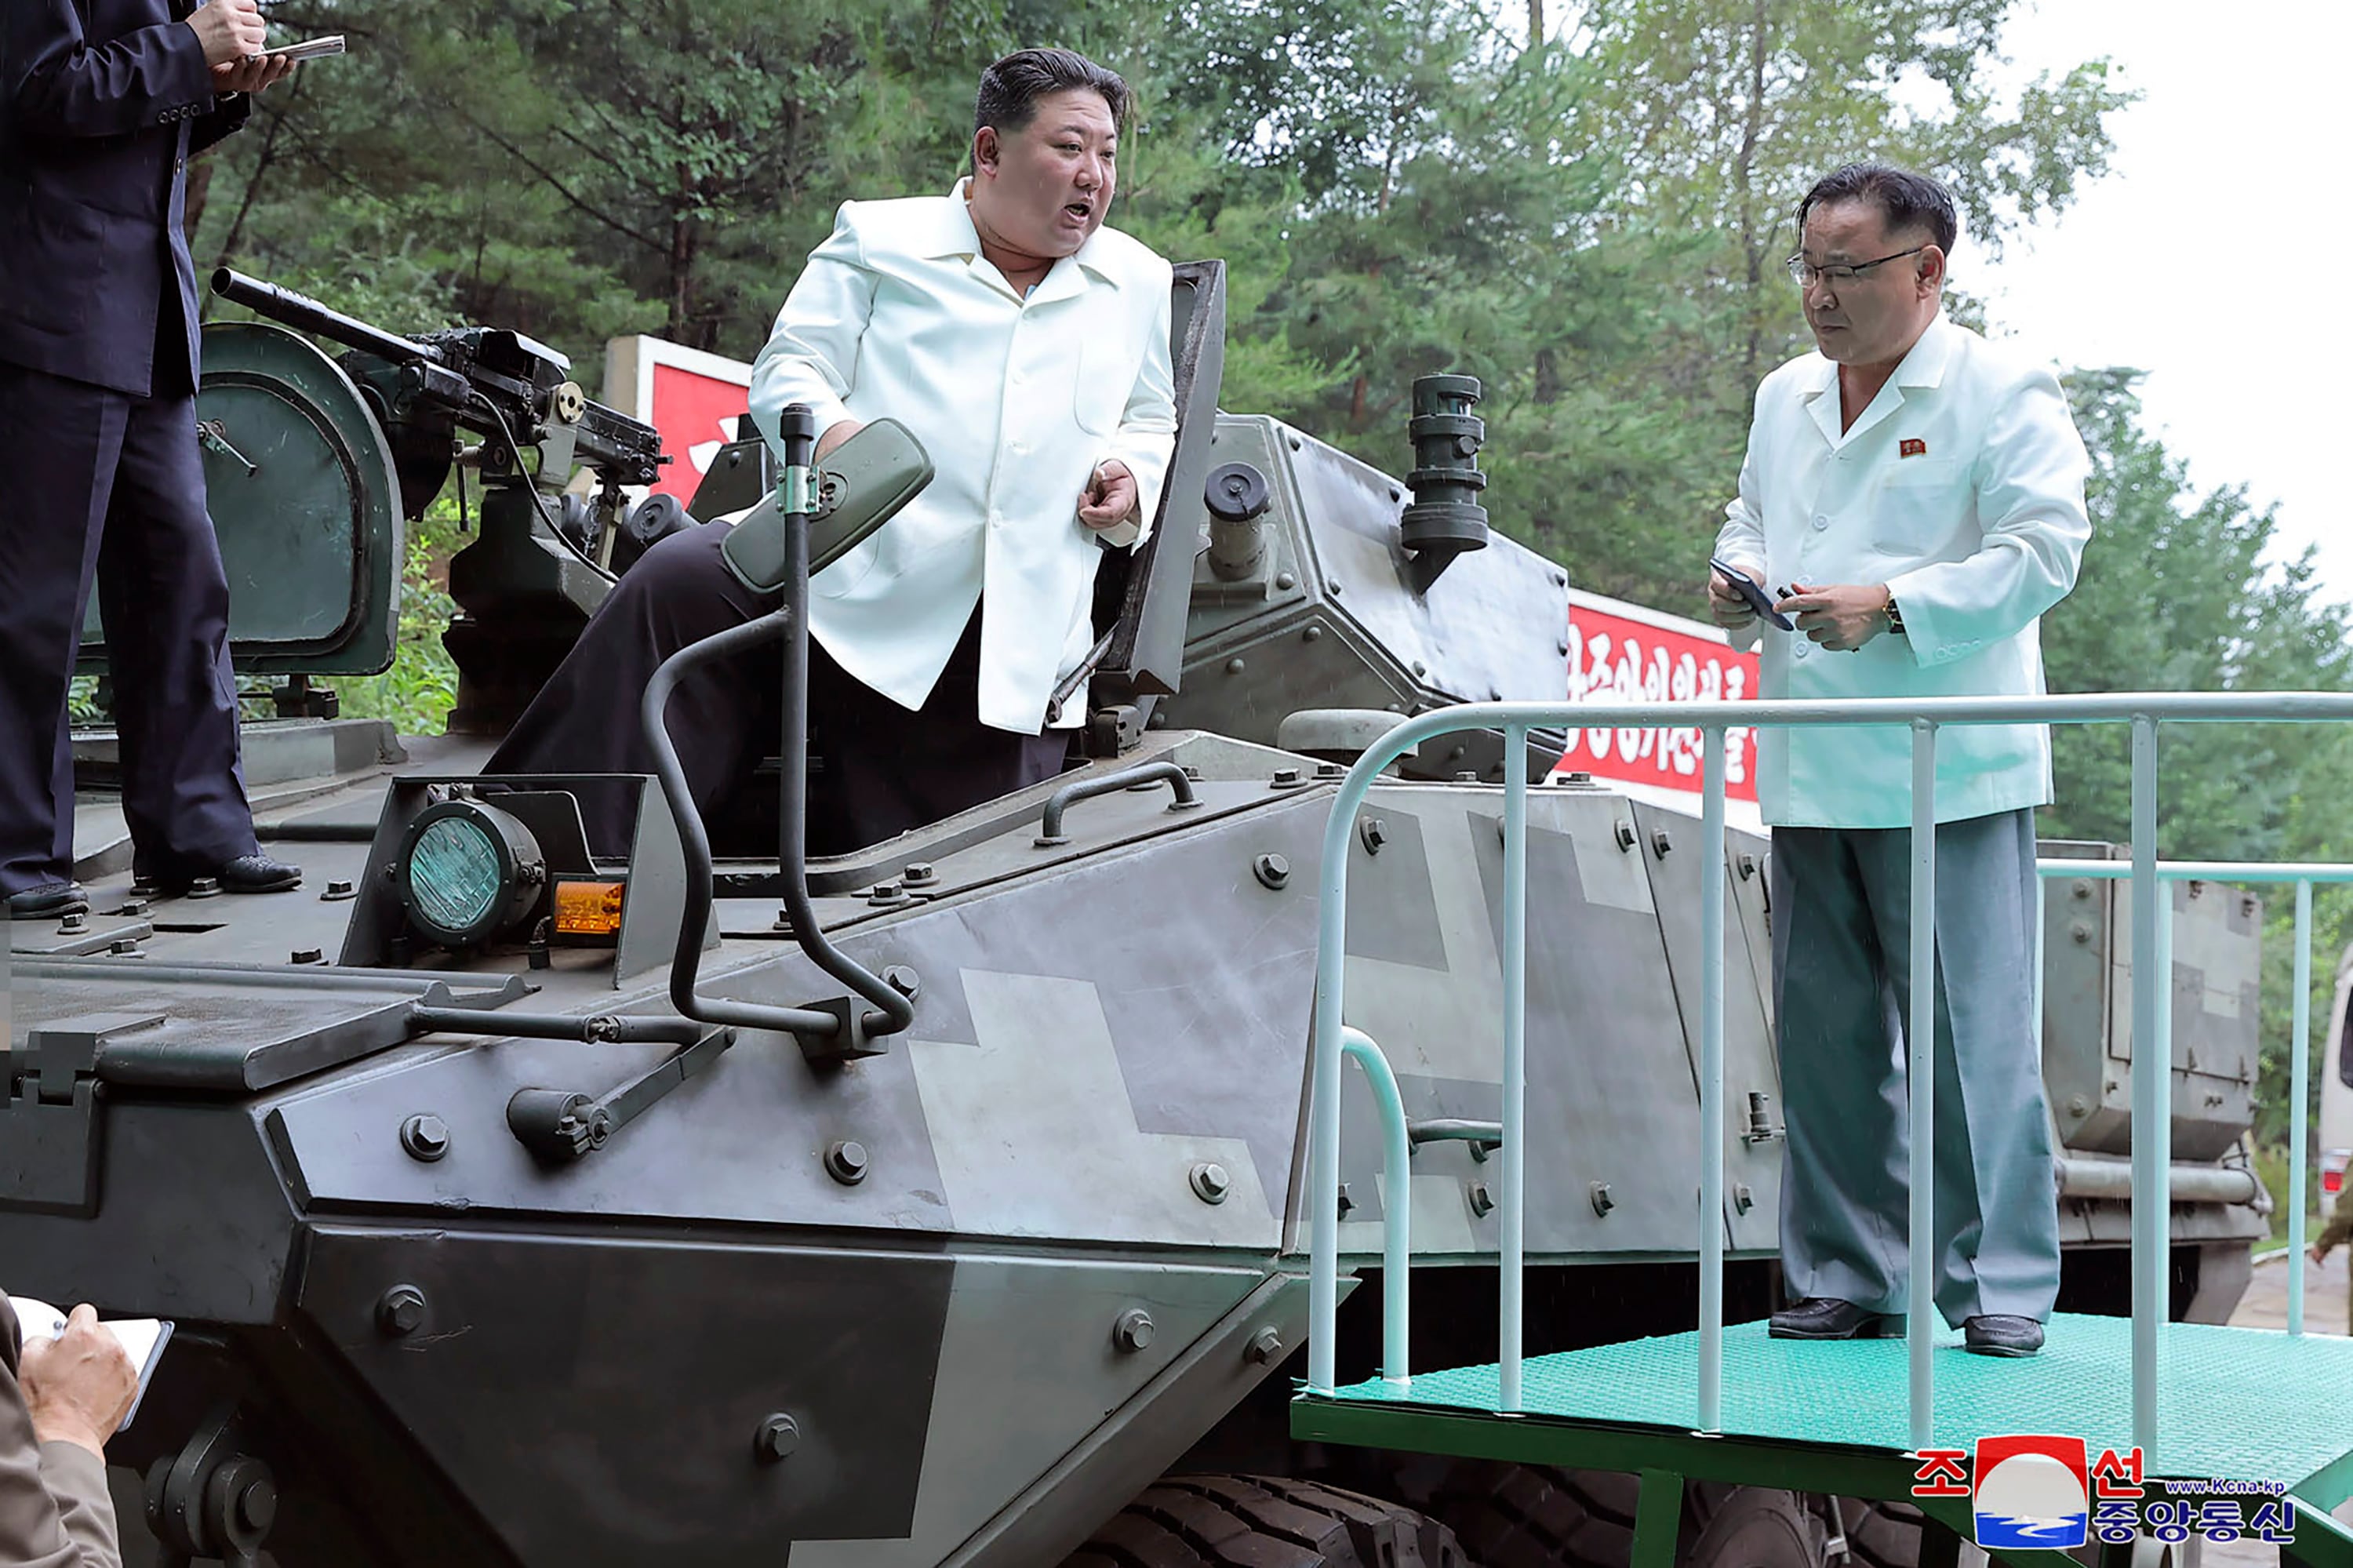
[1710,557,1794,631]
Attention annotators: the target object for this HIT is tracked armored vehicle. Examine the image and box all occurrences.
[0,264,2270,1568]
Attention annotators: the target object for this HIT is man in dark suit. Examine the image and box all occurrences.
[0,0,303,919]
[1,1295,137,1567]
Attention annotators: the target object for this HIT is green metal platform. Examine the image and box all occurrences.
[1292,1314,2353,1568]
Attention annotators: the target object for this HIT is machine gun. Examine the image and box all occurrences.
[210,270,670,730]
[212,268,664,529]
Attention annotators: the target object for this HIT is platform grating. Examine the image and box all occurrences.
[1316,1313,2353,1492]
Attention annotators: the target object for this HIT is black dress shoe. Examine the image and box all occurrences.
[1962,1315,2044,1357]
[6,881,89,921]
[151,853,304,897]
[1768,1297,1906,1340]
[216,853,303,893]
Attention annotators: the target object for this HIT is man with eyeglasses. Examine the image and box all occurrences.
[1707,162,2091,1358]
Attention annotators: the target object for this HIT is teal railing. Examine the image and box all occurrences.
[1304,690,2353,1455]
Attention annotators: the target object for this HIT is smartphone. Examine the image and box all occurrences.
[1710,557,1795,631]
[261,35,346,61]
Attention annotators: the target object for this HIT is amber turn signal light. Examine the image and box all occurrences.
[551,878,626,939]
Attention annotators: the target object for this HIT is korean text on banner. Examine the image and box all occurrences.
[1560,591,1761,821]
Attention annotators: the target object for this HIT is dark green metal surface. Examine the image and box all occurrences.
[1631,1468,1682,1568]
[78,321,404,676]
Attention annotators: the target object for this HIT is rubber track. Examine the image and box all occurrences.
[1686,1488,1823,1568]
[1835,1498,1923,1568]
[1061,1473,1471,1567]
[1424,1461,1644,1568]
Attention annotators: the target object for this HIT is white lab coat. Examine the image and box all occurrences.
[747,182,1178,732]
[1715,315,2091,829]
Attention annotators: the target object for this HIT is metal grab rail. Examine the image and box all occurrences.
[1304,689,2353,1468]
[1340,1028,1413,1389]
[1034,760,1201,845]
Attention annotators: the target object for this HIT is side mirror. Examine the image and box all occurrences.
[718,418,933,592]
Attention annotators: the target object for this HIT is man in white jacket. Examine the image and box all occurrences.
[489,47,1176,853]
[1709,163,2091,1357]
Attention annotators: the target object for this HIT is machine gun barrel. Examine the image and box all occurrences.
[211,268,446,368]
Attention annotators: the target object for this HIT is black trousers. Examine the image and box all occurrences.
[486,521,1070,857]
[0,362,256,895]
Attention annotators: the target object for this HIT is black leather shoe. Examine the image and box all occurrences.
[1962,1315,2044,1357]
[1768,1297,1906,1340]
[7,881,89,921]
[152,853,304,897]
[216,853,303,893]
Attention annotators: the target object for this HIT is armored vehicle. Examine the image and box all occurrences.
[0,264,2269,1568]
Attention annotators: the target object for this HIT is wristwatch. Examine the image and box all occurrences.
[1883,592,1907,637]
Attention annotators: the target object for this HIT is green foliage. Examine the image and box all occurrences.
[2042,369,2353,861]
[1115,129,1333,419]
[1133,0,2135,606]
[2253,1138,2329,1243]
[329,502,464,737]
[1555,1,2126,599]
[209,0,2130,603]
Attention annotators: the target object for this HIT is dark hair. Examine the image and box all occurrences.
[974,48,1131,136]
[1796,162,1959,255]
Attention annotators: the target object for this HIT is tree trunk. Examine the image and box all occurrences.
[667,182,696,340]
[1528,0,1544,53]
[1735,0,1769,382]
[1379,96,1405,216]
[185,159,216,246]
[209,83,300,314]
[1354,93,1408,432]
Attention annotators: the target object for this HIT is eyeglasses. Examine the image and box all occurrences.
[1785,246,1929,289]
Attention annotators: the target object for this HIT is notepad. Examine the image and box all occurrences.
[261,35,346,62]
[9,1298,173,1433]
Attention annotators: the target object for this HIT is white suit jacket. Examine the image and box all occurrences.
[747,183,1178,732]
[1714,315,2091,829]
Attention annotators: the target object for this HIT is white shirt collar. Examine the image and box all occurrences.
[933,177,1122,292]
[1799,312,1955,402]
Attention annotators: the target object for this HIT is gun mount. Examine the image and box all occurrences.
[211,270,669,734]
[212,268,665,513]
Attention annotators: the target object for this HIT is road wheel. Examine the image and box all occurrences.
[1420,1464,1840,1568]
[1060,1473,1471,1567]
[1420,1461,1642,1568]
[1684,1490,1824,1568]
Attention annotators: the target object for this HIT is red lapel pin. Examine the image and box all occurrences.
[1899,438,1928,457]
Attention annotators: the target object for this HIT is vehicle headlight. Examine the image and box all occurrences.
[395,799,545,948]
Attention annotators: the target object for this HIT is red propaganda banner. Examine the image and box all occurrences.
[1560,589,1762,829]
[601,337,756,504]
